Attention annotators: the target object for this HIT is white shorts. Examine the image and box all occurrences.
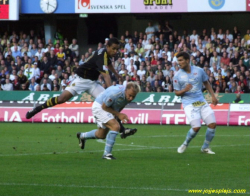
[92,102,114,129]
[65,75,105,98]
[184,103,216,127]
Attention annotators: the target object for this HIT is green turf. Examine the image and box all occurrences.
[0,123,249,196]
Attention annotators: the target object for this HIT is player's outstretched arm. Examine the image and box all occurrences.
[107,64,123,82]
[203,81,218,106]
[101,72,112,88]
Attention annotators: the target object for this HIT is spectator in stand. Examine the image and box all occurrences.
[137,65,146,80]
[145,22,155,40]
[20,83,28,91]
[40,73,52,86]
[79,55,85,65]
[235,85,244,94]
[210,51,221,68]
[40,56,51,74]
[41,78,51,91]
[28,77,38,91]
[122,53,130,67]
[18,70,28,85]
[52,79,60,91]
[12,75,20,90]
[24,63,35,81]
[230,51,241,66]
[146,71,155,84]
[220,52,230,65]
[69,38,79,57]
[1,78,13,91]
[12,46,21,62]
[163,21,173,42]
[56,47,66,66]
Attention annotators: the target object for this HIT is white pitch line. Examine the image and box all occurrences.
[0,144,249,157]
[0,183,249,195]
[97,139,160,148]
[0,182,187,192]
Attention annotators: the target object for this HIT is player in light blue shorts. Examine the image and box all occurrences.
[76,82,141,160]
[173,52,218,154]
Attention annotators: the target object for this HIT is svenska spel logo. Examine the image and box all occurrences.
[208,0,225,10]
[78,0,90,9]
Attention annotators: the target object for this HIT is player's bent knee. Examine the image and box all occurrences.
[208,123,216,129]
[193,127,201,132]
[105,119,120,131]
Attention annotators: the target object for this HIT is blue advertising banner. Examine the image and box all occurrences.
[21,0,75,14]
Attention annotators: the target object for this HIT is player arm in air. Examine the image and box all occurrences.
[107,64,123,82]
[100,71,112,87]
[203,81,218,106]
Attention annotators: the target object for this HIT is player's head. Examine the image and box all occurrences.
[106,37,120,57]
[176,51,190,69]
[125,82,141,102]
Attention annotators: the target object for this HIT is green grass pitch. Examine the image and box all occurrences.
[0,123,249,196]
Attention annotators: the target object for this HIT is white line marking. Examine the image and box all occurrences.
[0,182,187,192]
[97,139,159,148]
[0,183,249,194]
[0,144,249,157]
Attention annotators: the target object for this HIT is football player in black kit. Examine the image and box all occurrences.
[26,37,137,139]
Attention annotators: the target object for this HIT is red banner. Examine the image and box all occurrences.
[247,0,250,11]
[0,103,248,126]
[0,107,230,125]
[0,4,9,19]
[229,112,250,126]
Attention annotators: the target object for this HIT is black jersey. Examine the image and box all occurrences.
[75,48,111,81]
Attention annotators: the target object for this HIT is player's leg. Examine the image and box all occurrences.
[116,118,137,139]
[201,104,216,154]
[77,127,109,150]
[26,90,74,119]
[178,105,201,153]
[102,119,120,160]
[26,76,86,119]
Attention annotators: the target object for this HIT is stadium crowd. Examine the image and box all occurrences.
[0,21,250,93]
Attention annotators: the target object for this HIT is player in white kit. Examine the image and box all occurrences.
[173,52,218,154]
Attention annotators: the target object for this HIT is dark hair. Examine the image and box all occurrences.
[176,51,190,60]
[107,37,120,46]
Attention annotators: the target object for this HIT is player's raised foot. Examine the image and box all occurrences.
[120,128,137,139]
[26,107,42,119]
[77,132,86,150]
[102,153,116,160]
[201,148,215,154]
[177,144,187,153]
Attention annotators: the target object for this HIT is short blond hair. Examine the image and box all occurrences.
[126,82,141,93]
